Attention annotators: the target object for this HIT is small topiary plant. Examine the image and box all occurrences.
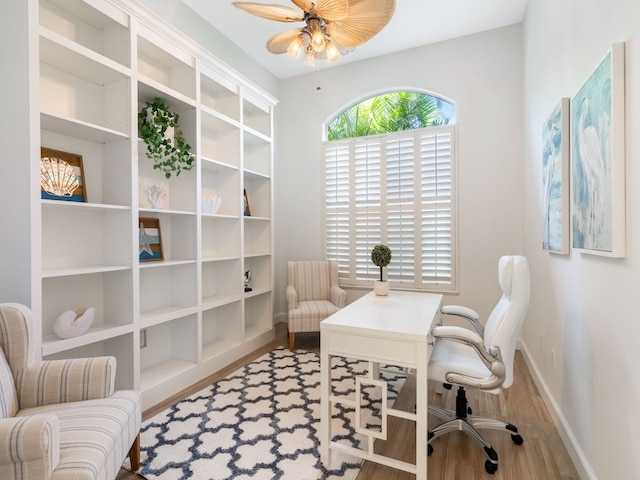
[371,244,392,281]
[138,97,194,179]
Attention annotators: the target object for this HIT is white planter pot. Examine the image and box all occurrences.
[374,280,390,296]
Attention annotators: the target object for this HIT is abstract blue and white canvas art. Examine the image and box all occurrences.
[570,43,626,257]
[542,98,569,254]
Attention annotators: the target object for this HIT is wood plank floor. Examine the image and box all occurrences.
[119,325,580,480]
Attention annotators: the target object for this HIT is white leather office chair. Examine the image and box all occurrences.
[428,255,530,474]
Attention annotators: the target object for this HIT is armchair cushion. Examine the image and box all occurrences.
[16,391,141,480]
[16,357,116,409]
[288,300,342,333]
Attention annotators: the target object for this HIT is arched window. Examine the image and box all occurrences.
[323,91,457,292]
[327,91,455,140]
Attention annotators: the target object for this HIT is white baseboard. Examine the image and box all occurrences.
[274,312,287,324]
[517,340,597,480]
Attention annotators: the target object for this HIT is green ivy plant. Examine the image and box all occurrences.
[371,244,392,281]
[138,97,194,179]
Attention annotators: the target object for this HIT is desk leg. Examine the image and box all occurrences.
[416,346,428,480]
[371,361,380,380]
[320,331,331,466]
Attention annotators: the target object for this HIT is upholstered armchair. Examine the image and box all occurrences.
[286,260,347,351]
[0,303,141,480]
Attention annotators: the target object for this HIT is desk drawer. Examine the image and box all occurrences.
[325,331,425,367]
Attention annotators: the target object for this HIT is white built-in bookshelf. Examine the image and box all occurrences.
[34,0,276,409]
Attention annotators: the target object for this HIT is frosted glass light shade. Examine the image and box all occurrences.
[287,35,304,58]
[325,40,340,62]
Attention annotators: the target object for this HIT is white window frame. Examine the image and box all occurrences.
[323,125,458,293]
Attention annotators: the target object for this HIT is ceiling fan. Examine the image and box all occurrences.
[232,0,396,65]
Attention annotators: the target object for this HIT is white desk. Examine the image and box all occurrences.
[320,290,442,479]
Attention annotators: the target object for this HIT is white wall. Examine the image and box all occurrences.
[134,0,279,98]
[274,25,524,319]
[0,1,39,308]
[521,1,640,478]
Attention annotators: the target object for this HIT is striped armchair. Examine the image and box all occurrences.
[286,261,347,351]
[0,303,141,480]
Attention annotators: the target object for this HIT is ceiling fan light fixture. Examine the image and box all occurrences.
[325,39,340,62]
[303,47,316,67]
[234,0,397,65]
[287,34,304,58]
[308,18,326,52]
[311,29,326,52]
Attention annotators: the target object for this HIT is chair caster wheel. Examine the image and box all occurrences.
[485,460,498,474]
[428,444,433,456]
[511,434,524,445]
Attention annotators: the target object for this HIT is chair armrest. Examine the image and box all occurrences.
[286,285,298,311]
[433,325,483,345]
[16,357,116,409]
[441,304,484,336]
[330,285,347,308]
[432,325,505,389]
[0,414,60,478]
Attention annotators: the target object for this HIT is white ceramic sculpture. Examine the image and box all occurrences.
[146,183,167,209]
[202,195,222,214]
[53,307,96,339]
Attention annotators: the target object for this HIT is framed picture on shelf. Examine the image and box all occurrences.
[139,217,164,262]
[244,189,251,216]
[40,147,86,202]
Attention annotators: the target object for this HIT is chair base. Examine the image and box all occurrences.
[428,386,523,475]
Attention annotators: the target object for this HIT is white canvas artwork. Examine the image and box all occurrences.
[570,43,626,257]
[542,98,569,254]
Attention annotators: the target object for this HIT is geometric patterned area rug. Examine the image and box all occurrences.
[133,347,406,480]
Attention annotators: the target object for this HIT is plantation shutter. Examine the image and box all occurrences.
[421,133,453,284]
[325,143,351,275]
[324,126,456,292]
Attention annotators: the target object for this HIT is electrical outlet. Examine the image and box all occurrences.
[140,329,147,349]
[551,348,556,369]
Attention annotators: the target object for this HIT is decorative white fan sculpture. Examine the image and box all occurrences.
[233,0,396,64]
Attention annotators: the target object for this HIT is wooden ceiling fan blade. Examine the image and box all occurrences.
[326,0,395,47]
[232,2,304,22]
[313,0,350,20]
[266,28,304,54]
[290,0,349,20]
[290,0,312,11]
